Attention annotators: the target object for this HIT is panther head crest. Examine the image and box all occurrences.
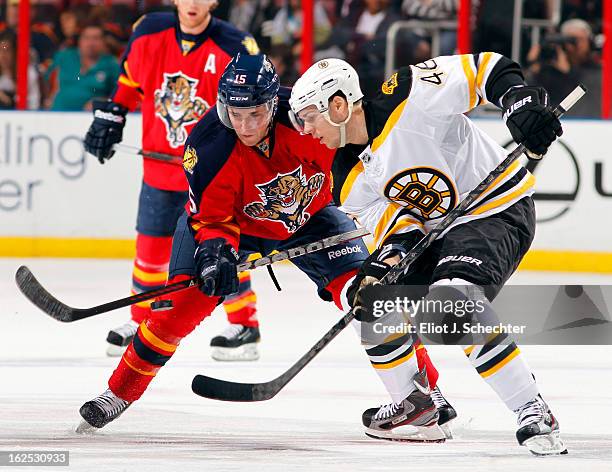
[154,72,210,148]
[244,166,325,233]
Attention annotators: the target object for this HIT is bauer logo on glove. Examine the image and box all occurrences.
[501,86,563,159]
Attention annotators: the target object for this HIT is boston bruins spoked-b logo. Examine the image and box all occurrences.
[384,167,457,219]
[244,166,325,232]
[154,72,210,148]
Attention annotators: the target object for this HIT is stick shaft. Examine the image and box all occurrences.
[113,143,179,162]
[191,84,587,402]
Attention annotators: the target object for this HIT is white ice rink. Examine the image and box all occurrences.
[2,258,612,471]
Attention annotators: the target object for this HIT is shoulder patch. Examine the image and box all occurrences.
[184,107,238,201]
[242,36,260,55]
[183,145,198,174]
[382,72,399,95]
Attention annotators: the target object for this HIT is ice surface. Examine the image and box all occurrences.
[2,259,611,471]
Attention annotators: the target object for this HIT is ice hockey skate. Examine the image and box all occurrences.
[76,389,131,434]
[514,394,567,455]
[210,324,260,361]
[106,320,139,357]
[362,370,446,442]
[431,385,457,439]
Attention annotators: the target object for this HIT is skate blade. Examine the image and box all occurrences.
[75,420,98,435]
[211,344,259,362]
[365,424,446,443]
[524,431,568,456]
[440,421,453,440]
[106,344,128,357]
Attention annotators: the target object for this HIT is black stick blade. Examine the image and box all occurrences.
[15,266,79,322]
[191,375,280,402]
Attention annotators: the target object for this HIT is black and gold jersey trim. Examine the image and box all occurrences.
[366,67,413,146]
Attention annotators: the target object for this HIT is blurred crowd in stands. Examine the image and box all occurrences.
[0,0,607,117]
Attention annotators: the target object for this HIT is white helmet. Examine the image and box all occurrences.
[289,58,363,147]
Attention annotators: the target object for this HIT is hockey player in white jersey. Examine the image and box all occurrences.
[289,54,566,455]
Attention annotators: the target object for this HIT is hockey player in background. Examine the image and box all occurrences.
[77,53,457,443]
[289,55,566,455]
[83,0,263,361]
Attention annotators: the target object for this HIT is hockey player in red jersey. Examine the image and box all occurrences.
[83,0,263,360]
[77,54,455,442]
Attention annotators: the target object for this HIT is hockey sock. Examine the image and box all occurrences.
[364,334,421,403]
[130,234,173,323]
[109,275,219,402]
[463,340,538,411]
[223,272,258,327]
[427,279,539,411]
[326,270,437,401]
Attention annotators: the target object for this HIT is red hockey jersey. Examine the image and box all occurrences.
[184,88,336,249]
[112,12,259,191]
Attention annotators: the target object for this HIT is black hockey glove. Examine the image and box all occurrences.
[195,238,240,297]
[347,243,407,322]
[502,86,562,159]
[84,100,128,164]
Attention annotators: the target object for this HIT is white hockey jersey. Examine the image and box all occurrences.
[333,53,535,249]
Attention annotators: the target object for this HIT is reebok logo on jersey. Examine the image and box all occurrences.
[437,255,483,266]
[328,245,363,260]
[503,96,532,122]
[94,110,124,123]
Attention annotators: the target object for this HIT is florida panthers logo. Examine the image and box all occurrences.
[244,166,325,232]
[154,72,210,148]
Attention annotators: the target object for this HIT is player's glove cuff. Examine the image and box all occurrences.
[195,238,240,297]
[501,86,562,159]
[84,100,128,163]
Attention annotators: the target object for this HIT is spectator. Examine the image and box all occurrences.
[328,0,426,96]
[88,4,135,57]
[57,9,84,50]
[46,23,119,111]
[229,0,281,51]
[562,0,601,30]
[527,18,607,117]
[0,29,41,109]
[229,0,259,32]
[3,0,57,68]
[267,43,299,85]
[263,0,332,64]
[401,0,460,55]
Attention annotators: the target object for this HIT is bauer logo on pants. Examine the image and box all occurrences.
[437,255,483,266]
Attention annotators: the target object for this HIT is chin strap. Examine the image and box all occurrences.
[339,124,347,147]
[324,102,355,148]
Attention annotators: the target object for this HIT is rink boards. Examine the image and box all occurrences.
[0,112,611,272]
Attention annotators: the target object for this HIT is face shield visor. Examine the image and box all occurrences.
[289,99,356,147]
[218,96,277,131]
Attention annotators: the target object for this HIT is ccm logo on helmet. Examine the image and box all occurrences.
[437,255,483,266]
[503,96,532,121]
[229,96,249,101]
[328,245,363,260]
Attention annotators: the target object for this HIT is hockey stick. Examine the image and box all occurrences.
[113,143,180,163]
[192,84,587,402]
[15,227,369,323]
